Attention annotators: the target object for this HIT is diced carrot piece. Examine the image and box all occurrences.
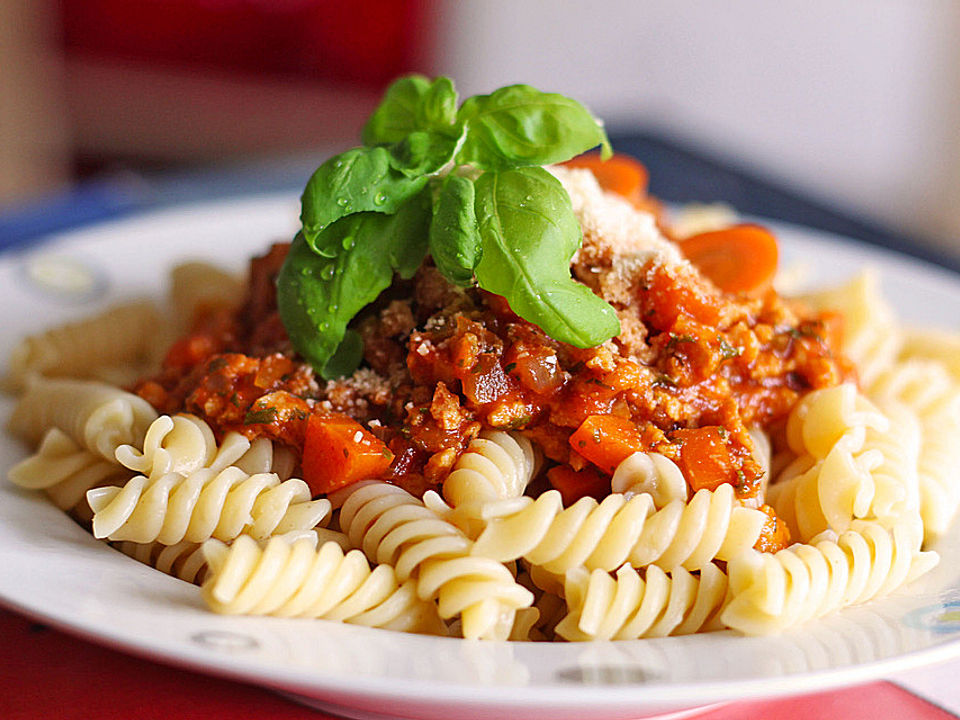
[563,153,650,207]
[672,426,736,492]
[163,334,219,370]
[547,465,610,506]
[753,504,791,553]
[301,414,394,496]
[569,415,645,474]
[679,224,779,296]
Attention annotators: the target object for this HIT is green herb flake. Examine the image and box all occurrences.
[653,373,677,388]
[666,333,696,352]
[718,338,742,360]
[244,406,278,425]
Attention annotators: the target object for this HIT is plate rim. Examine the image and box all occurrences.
[2,192,960,716]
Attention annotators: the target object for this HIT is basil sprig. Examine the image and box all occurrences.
[279,75,620,378]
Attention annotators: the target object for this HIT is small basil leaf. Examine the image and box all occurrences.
[300,146,428,249]
[388,130,460,178]
[473,167,620,348]
[279,194,430,377]
[418,76,459,129]
[363,75,459,145]
[362,75,431,145]
[457,84,611,170]
[429,175,481,286]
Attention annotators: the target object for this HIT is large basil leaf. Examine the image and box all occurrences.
[456,85,611,170]
[473,167,620,348]
[300,146,428,249]
[429,174,481,286]
[363,75,459,145]
[279,194,430,377]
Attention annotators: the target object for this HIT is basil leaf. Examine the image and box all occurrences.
[429,174,481,286]
[362,75,431,145]
[388,130,461,179]
[323,329,364,379]
[300,146,428,249]
[418,76,458,130]
[389,189,432,279]
[362,75,458,145]
[473,167,620,348]
[457,84,611,170]
[279,195,430,377]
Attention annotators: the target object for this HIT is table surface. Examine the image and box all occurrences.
[2,132,959,719]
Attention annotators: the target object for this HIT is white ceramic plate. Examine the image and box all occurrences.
[2,194,960,720]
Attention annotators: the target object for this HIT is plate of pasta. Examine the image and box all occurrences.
[4,78,960,720]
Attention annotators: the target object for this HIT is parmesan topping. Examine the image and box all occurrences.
[548,165,684,268]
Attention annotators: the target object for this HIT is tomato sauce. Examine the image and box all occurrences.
[134,239,853,554]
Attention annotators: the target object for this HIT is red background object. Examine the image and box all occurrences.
[60,0,436,86]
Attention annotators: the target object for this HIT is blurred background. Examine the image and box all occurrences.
[2,0,958,260]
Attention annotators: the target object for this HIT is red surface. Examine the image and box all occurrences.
[60,0,437,86]
[1,607,954,719]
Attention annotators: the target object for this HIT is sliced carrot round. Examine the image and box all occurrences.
[563,153,649,207]
[679,223,779,296]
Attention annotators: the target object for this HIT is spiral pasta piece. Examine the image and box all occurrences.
[86,466,331,545]
[8,377,158,462]
[471,484,766,574]
[899,328,960,381]
[333,481,533,640]
[3,300,164,392]
[114,539,210,584]
[769,385,922,540]
[168,261,244,333]
[869,360,960,542]
[201,534,446,634]
[442,431,536,509]
[8,427,133,519]
[721,520,939,635]
[556,562,728,640]
[115,413,294,481]
[784,383,889,460]
[798,271,901,387]
[611,451,687,508]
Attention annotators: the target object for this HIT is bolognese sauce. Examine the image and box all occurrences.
[132,173,852,555]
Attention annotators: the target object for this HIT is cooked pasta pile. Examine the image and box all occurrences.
[5,160,959,642]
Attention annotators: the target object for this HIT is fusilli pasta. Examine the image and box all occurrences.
[9,377,158,462]
[721,520,938,635]
[869,360,960,541]
[470,484,766,574]
[332,480,534,640]
[8,427,133,520]
[555,562,728,640]
[769,384,923,540]
[202,534,446,634]
[86,467,331,545]
[797,271,901,387]
[3,300,164,392]
[611,451,688,508]
[115,414,295,481]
